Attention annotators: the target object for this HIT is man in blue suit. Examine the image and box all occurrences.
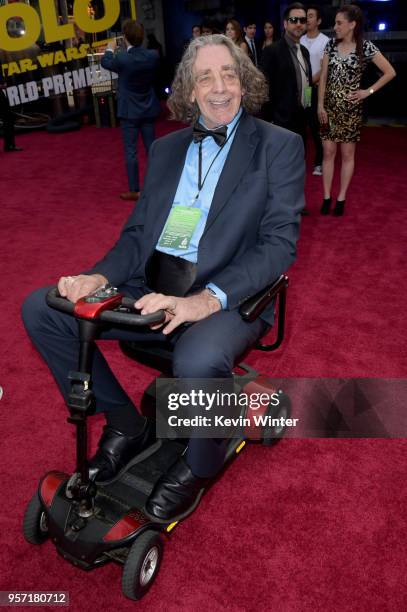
[22,35,304,522]
[101,20,160,201]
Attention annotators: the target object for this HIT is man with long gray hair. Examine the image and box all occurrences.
[23,35,305,522]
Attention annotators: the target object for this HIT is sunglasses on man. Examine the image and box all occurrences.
[287,16,307,24]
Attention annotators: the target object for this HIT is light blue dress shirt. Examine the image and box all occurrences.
[155,107,243,308]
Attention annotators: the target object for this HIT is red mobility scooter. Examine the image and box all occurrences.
[23,277,291,600]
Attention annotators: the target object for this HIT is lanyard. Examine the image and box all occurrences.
[290,45,309,79]
[195,117,241,200]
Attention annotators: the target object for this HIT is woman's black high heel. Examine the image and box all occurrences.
[320,197,332,215]
[333,200,345,216]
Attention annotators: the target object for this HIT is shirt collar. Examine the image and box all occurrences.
[198,107,243,137]
[285,33,298,48]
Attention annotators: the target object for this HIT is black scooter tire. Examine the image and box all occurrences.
[262,393,292,446]
[122,530,163,600]
[23,493,49,545]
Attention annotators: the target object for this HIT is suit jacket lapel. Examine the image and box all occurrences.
[282,38,297,82]
[201,112,259,238]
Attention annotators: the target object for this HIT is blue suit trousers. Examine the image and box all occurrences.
[121,118,155,192]
[22,286,267,477]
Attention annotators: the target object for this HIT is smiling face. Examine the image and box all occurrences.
[190,44,243,129]
[334,12,356,41]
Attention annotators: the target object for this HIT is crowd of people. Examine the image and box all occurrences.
[189,4,395,216]
[2,4,396,215]
[80,3,395,215]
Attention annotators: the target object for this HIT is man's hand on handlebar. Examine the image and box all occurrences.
[135,290,221,334]
[57,274,108,303]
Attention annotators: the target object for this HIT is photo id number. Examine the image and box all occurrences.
[0,592,69,606]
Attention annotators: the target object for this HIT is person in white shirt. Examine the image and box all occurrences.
[301,5,329,175]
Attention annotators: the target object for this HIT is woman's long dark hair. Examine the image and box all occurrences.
[225,19,245,47]
[336,4,364,62]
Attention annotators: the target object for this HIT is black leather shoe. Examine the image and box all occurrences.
[333,200,345,216]
[145,456,208,522]
[301,208,310,216]
[88,421,155,482]
[320,197,332,215]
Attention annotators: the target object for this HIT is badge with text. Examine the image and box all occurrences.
[304,85,312,108]
[158,206,201,250]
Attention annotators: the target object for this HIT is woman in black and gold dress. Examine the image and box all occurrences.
[318,4,395,216]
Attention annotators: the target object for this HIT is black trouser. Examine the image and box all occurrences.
[275,107,307,149]
[0,90,15,150]
[274,94,322,166]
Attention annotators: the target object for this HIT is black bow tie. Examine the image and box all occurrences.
[192,123,228,146]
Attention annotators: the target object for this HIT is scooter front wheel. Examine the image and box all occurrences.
[23,492,49,545]
[122,530,163,600]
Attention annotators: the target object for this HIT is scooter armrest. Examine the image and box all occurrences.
[239,275,288,322]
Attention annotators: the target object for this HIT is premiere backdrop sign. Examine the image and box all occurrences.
[0,0,136,106]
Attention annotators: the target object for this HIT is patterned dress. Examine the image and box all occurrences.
[322,39,379,142]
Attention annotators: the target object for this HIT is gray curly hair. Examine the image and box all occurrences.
[167,34,269,124]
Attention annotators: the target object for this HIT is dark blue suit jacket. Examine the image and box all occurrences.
[101,46,160,120]
[89,112,304,324]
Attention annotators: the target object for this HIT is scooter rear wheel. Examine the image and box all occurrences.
[122,530,163,600]
[23,493,49,545]
[263,392,292,446]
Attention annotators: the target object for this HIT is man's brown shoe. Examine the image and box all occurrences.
[120,191,140,201]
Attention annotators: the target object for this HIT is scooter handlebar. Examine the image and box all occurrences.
[46,287,75,314]
[99,308,166,327]
[45,287,166,327]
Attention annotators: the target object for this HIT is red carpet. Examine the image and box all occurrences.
[1,120,407,611]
